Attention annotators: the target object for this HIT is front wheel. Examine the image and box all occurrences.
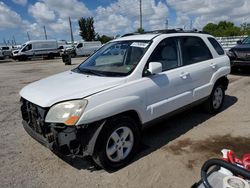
[204,84,225,114]
[93,116,140,171]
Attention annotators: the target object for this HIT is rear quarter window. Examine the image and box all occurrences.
[208,37,224,55]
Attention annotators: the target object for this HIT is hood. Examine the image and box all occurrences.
[233,44,250,51]
[20,71,126,107]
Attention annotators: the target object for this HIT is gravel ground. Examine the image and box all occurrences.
[0,58,249,188]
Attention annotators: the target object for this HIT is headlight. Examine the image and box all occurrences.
[45,99,88,126]
[226,50,235,57]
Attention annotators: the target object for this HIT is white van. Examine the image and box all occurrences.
[13,40,60,61]
[75,41,102,56]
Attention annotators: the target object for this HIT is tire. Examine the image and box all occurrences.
[204,83,225,114]
[93,116,140,171]
[48,53,54,59]
[71,52,76,58]
[18,55,27,61]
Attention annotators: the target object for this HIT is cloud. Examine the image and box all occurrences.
[41,0,92,19]
[48,19,69,33]
[23,21,45,38]
[12,0,27,6]
[0,2,23,28]
[95,0,169,36]
[28,2,56,23]
[167,0,250,29]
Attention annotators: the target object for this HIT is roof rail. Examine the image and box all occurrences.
[121,28,208,37]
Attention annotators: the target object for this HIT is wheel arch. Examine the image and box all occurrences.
[84,110,142,156]
[214,76,229,90]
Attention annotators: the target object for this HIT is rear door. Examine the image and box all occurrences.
[178,36,215,100]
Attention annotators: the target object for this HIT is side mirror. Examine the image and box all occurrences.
[237,40,242,45]
[147,62,162,75]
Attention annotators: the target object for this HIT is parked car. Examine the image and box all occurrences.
[20,30,230,171]
[13,40,60,61]
[0,49,5,60]
[60,45,77,57]
[0,46,12,57]
[75,41,102,56]
[227,36,250,68]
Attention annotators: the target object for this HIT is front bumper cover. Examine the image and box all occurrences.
[230,60,250,67]
[22,120,105,157]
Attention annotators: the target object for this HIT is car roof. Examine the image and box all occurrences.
[113,31,213,42]
[114,34,158,42]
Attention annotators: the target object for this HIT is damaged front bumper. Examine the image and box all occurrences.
[21,98,104,157]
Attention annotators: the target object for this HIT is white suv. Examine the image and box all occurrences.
[20,30,230,171]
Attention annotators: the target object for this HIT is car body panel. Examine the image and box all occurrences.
[20,71,126,107]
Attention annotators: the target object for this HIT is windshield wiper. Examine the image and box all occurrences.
[75,67,105,76]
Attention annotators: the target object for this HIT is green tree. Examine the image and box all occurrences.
[97,35,113,44]
[137,27,144,34]
[241,22,250,35]
[78,17,96,41]
[203,23,218,35]
[203,21,242,37]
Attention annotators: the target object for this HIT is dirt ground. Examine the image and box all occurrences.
[0,58,249,188]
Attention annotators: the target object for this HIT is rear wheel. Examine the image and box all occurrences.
[204,84,225,114]
[93,116,140,171]
[48,53,54,59]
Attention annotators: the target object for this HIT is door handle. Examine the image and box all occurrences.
[210,63,217,69]
[180,72,190,79]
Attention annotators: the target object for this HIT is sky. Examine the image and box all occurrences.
[0,0,250,44]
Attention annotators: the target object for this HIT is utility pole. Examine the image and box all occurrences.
[69,17,74,45]
[139,0,142,29]
[166,19,168,29]
[43,26,47,40]
[190,20,193,30]
[3,38,7,46]
[12,35,16,45]
[27,32,30,41]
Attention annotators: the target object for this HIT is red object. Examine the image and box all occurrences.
[224,150,250,170]
[227,150,243,165]
[242,154,250,170]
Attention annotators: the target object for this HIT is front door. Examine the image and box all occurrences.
[143,37,193,121]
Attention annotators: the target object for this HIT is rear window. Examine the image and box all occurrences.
[208,37,224,55]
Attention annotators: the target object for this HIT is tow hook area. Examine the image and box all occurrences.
[50,125,81,156]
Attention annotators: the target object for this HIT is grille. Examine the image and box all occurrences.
[234,50,250,60]
[21,98,48,135]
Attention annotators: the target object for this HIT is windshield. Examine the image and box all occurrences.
[75,40,151,77]
[242,37,250,44]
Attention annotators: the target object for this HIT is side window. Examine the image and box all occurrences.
[77,43,83,48]
[208,37,224,55]
[148,38,179,72]
[180,36,212,66]
[22,44,32,52]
